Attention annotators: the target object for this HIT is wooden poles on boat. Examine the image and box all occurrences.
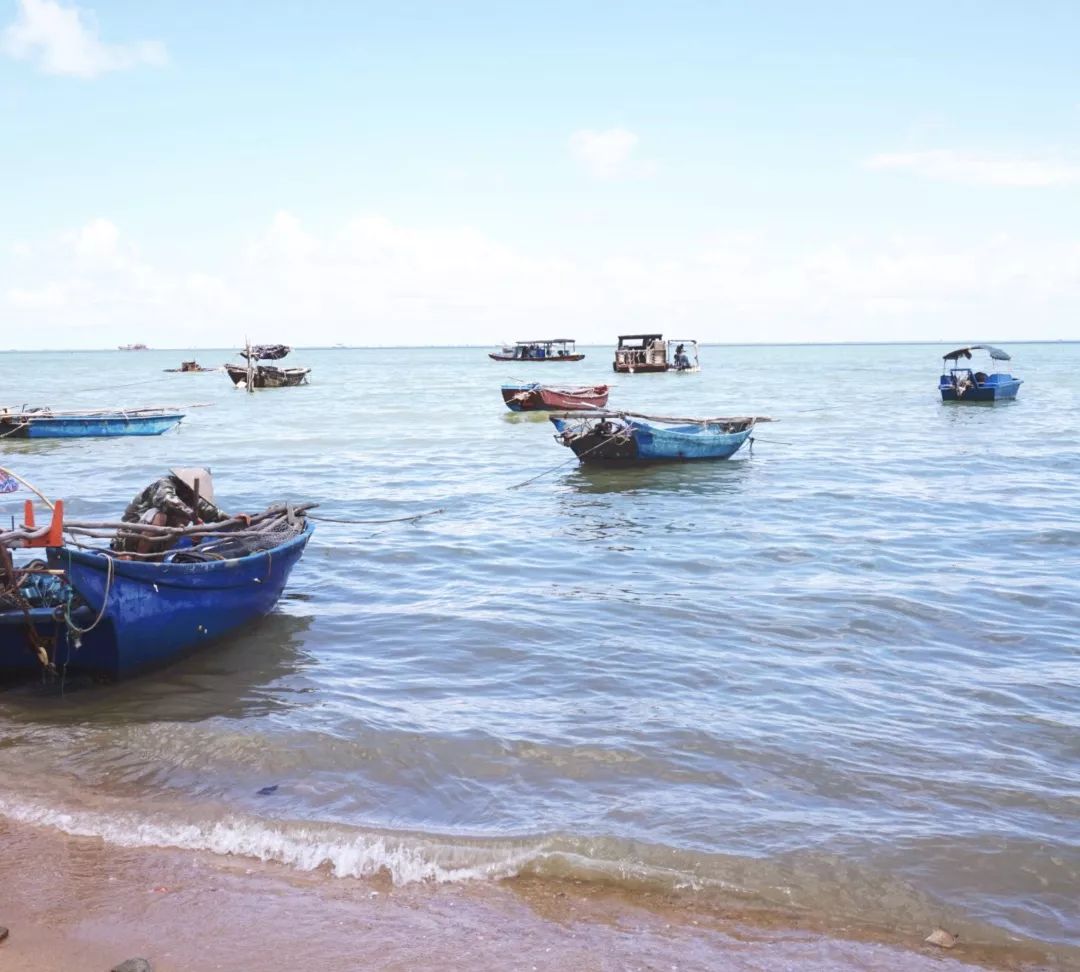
[550,410,775,425]
[62,503,316,541]
[245,337,255,394]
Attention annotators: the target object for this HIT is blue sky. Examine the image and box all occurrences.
[2,0,1078,348]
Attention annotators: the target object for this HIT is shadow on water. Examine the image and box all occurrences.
[0,612,315,725]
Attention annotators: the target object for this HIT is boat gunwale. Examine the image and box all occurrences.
[54,521,314,582]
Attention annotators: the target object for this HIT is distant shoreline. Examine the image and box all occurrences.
[2,339,1077,353]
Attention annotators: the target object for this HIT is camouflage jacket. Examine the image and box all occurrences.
[121,477,228,526]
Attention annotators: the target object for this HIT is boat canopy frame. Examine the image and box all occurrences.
[942,345,1011,363]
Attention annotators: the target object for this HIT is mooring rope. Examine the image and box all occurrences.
[308,510,445,525]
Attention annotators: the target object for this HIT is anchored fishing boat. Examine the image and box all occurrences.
[0,406,189,438]
[550,410,769,464]
[939,345,1022,402]
[164,360,216,373]
[501,382,610,412]
[226,343,311,389]
[0,470,313,679]
[489,340,584,362]
[612,336,699,373]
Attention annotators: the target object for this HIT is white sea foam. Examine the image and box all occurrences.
[0,794,544,884]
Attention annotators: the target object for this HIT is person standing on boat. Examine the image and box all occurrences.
[113,468,229,553]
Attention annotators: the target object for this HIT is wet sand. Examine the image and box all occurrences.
[0,819,1060,972]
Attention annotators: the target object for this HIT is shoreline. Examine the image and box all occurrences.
[0,817,1062,972]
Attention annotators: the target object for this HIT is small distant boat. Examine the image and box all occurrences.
[0,406,186,439]
[501,383,609,412]
[1,494,313,679]
[164,360,215,373]
[613,336,699,373]
[939,345,1022,402]
[550,410,769,464]
[118,343,150,351]
[489,340,584,362]
[227,343,310,389]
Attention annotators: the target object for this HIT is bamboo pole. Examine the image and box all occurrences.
[245,337,255,393]
[0,404,212,419]
[550,410,775,425]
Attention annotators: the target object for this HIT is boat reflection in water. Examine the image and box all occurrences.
[0,612,315,722]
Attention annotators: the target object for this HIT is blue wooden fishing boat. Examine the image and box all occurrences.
[1,502,312,679]
[549,410,769,465]
[939,346,1022,402]
[0,406,185,438]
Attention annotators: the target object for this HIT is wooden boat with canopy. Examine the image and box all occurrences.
[489,340,584,362]
[612,335,700,373]
[549,410,771,464]
[226,343,311,389]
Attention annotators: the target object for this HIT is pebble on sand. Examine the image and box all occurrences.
[0,925,8,943]
[925,928,959,949]
[111,959,153,972]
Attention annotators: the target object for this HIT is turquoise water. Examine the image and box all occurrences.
[1,344,1078,960]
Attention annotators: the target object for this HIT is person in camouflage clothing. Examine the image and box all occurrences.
[114,468,229,553]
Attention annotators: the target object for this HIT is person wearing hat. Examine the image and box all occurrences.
[113,468,230,554]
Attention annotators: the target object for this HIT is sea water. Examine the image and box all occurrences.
[0,343,1077,960]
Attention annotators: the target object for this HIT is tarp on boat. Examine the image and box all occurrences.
[943,345,1011,362]
[242,344,291,360]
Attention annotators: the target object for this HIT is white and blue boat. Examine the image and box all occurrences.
[939,346,1022,402]
[549,410,769,465]
[0,405,187,438]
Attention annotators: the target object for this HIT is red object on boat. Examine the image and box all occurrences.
[501,383,610,411]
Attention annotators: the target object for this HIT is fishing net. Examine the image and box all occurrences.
[164,517,306,563]
[0,560,69,611]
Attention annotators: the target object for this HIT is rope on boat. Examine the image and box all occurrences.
[507,432,632,490]
[62,551,114,637]
[307,510,445,525]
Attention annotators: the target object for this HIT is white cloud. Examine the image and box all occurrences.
[70,217,121,262]
[3,216,1080,348]
[2,0,167,78]
[866,149,1080,187]
[569,128,654,179]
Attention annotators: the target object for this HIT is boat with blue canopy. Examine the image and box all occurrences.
[0,405,193,438]
[489,339,584,362]
[0,478,313,679]
[939,346,1022,402]
[549,410,770,465]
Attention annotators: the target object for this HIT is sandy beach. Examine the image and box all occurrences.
[0,817,1062,972]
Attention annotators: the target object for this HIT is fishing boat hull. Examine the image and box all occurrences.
[502,384,609,411]
[489,353,585,362]
[38,523,313,677]
[225,364,311,388]
[939,374,1022,402]
[551,417,754,465]
[0,605,114,676]
[0,414,184,438]
[612,362,669,374]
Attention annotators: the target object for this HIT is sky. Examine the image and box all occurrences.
[1,0,1079,349]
